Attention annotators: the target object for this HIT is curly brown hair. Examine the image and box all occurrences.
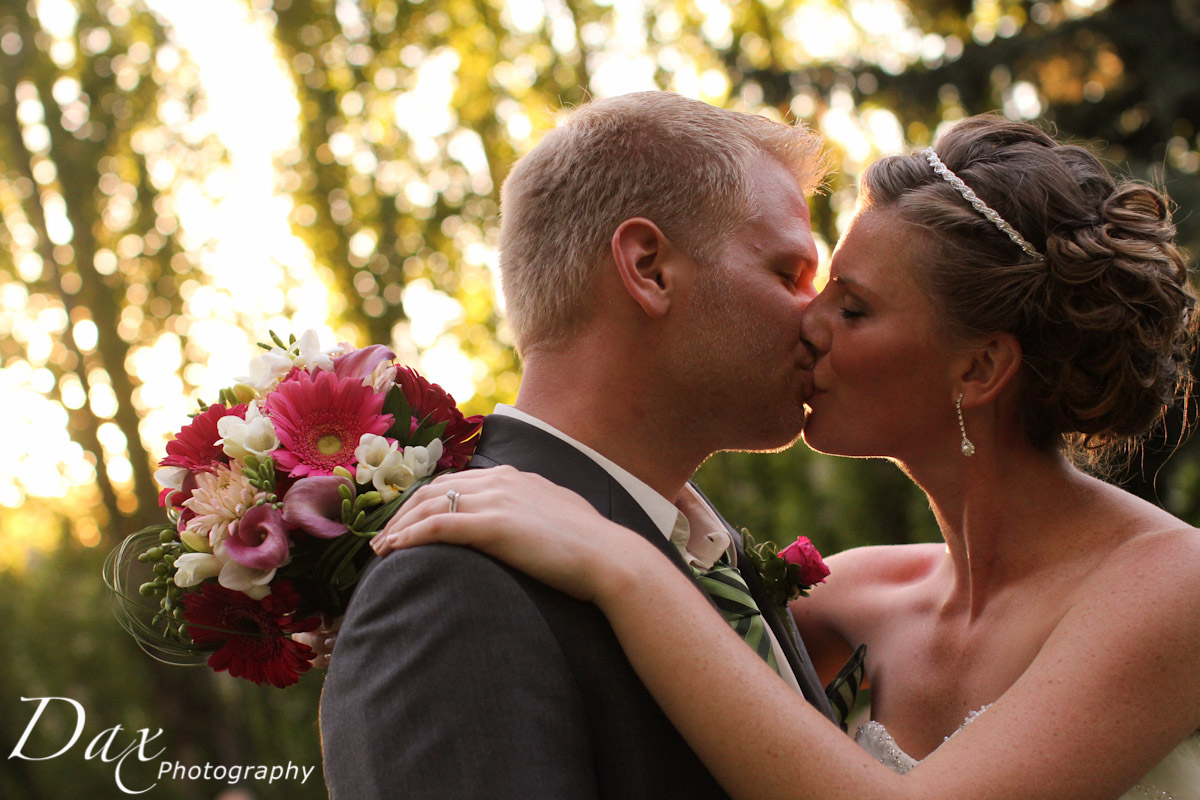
[860,115,1197,463]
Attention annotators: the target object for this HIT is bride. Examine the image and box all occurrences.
[373,116,1200,799]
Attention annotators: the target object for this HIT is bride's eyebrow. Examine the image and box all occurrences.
[830,274,874,299]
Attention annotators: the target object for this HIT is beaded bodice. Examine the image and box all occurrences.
[855,708,1200,799]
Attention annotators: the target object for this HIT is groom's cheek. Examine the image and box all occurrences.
[797,368,815,407]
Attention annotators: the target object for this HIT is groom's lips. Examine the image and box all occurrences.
[795,362,815,398]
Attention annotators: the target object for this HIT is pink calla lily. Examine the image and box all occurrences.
[282,475,352,539]
[224,504,291,569]
[331,344,396,381]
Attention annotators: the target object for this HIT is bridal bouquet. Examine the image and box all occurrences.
[105,331,483,687]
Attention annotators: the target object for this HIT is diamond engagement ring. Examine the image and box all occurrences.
[446,489,460,514]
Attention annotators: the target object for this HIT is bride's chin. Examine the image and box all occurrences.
[801,429,889,460]
[799,426,831,454]
[800,421,856,458]
[800,435,833,455]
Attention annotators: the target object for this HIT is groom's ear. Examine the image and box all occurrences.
[956,331,1023,409]
[611,218,686,318]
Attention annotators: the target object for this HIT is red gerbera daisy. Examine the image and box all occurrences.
[264,370,392,477]
[160,403,247,472]
[394,367,483,469]
[182,580,319,688]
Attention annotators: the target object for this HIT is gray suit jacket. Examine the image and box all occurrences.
[320,414,834,799]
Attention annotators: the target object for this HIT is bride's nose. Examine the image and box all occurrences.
[800,292,831,356]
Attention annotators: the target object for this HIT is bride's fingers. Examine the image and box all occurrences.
[375,514,457,552]
[292,614,342,669]
[380,488,451,529]
[373,479,508,551]
[370,510,597,602]
[374,507,508,556]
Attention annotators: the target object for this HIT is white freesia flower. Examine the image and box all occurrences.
[354,433,397,484]
[371,452,416,503]
[154,466,188,492]
[403,439,443,479]
[370,440,443,502]
[291,329,341,372]
[179,530,212,553]
[173,552,223,587]
[241,349,294,392]
[217,558,276,600]
[216,401,279,461]
[237,330,344,392]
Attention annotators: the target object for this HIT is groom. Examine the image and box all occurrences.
[320,91,836,798]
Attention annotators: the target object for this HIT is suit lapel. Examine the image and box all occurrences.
[688,483,838,724]
[469,415,694,578]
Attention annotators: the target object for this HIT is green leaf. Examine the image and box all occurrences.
[408,417,448,448]
[382,386,414,443]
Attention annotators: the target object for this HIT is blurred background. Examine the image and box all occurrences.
[2,0,1198,796]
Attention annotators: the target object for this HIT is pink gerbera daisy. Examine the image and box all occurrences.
[264,370,392,477]
[160,403,247,472]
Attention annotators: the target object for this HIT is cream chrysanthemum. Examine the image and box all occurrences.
[183,463,266,552]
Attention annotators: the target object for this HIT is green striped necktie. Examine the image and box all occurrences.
[691,555,780,675]
[825,643,868,731]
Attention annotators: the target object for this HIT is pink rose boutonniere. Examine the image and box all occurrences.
[779,536,831,589]
[741,529,830,614]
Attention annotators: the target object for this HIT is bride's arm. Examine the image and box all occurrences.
[374,467,1200,800]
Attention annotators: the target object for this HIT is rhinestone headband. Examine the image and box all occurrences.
[923,147,1045,260]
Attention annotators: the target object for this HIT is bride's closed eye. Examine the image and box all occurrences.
[838,307,866,320]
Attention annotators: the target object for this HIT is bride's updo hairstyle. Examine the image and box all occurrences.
[860,115,1196,461]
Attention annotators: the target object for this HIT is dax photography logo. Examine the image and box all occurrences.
[8,696,317,795]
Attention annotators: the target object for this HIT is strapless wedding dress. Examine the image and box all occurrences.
[856,706,1200,799]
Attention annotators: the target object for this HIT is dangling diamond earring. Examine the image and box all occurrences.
[956,393,975,457]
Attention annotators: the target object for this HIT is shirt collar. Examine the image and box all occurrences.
[672,484,737,570]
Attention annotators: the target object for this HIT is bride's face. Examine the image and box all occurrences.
[800,207,960,460]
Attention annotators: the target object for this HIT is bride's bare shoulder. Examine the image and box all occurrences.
[1072,482,1200,614]
[1085,477,1200,566]
[822,542,945,596]
[1103,513,1200,580]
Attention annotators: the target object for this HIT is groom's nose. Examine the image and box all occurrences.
[796,335,818,371]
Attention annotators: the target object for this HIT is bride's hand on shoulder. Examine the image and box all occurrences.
[371,466,659,603]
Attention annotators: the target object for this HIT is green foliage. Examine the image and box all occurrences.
[1,540,326,800]
[739,527,813,613]
[697,448,941,556]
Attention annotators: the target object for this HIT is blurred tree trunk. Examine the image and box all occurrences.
[0,1,212,538]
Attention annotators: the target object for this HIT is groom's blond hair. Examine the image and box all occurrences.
[499,92,827,353]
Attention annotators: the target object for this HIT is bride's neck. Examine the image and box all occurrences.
[912,445,1099,615]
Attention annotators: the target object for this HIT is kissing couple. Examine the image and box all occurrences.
[320,92,1200,799]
